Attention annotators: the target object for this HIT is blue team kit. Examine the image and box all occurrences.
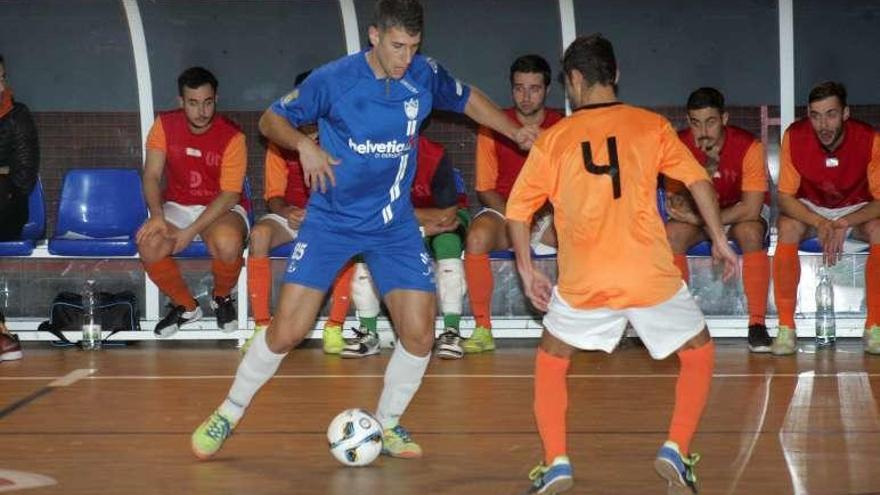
[270,49,471,295]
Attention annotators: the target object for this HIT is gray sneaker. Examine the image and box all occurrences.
[341,327,380,358]
[436,328,463,360]
[771,326,798,355]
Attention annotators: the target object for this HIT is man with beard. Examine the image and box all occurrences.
[771,81,880,355]
[664,87,772,353]
[136,67,249,337]
[462,54,563,356]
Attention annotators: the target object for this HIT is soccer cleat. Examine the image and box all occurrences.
[654,442,700,494]
[747,323,772,353]
[771,325,797,355]
[240,324,266,356]
[191,409,237,460]
[462,326,495,354]
[154,301,202,338]
[864,326,880,355]
[341,327,380,359]
[210,294,237,333]
[526,456,573,494]
[381,424,422,458]
[436,328,464,360]
[0,332,23,361]
[323,323,344,354]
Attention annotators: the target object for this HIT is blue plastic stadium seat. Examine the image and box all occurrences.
[48,168,147,256]
[175,177,256,258]
[0,177,46,256]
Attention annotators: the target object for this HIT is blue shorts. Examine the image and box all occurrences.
[282,218,435,296]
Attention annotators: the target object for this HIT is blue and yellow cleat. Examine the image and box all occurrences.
[526,456,573,494]
[654,441,700,494]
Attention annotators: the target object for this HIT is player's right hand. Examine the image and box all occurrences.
[299,139,340,193]
[136,216,169,244]
[286,207,306,230]
[819,218,848,266]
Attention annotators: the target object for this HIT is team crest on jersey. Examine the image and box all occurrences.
[404,98,419,120]
[281,88,299,105]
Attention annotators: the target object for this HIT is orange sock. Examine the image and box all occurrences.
[328,261,355,326]
[672,254,690,283]
[743,250,770,326]
[669,341,714,455]
[144,257,195,310]
[213,257,243,298]
[866,245,880,328]
[534,348,569,464]
[772,243,800,329]
[247,257,271,326]
[465,252,493,329]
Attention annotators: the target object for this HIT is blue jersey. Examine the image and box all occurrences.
[270,50,471,233]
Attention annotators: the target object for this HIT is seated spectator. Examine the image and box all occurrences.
[136,67,248,337]
[664,87,772,353]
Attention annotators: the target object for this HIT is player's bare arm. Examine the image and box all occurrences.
[509,219,551,311]
[259,110,339,192]
[137,147,170,244]
[464,87,538,150]
[688,180,738,281]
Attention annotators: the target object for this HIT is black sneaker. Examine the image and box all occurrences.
[436,328,463,360]
[210,294,237,333]
[154,301,202,338]
[341,327,380,358]
[748,323,772,353]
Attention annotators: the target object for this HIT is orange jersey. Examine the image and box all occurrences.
[506,102,710,309]
[263,142,309,208]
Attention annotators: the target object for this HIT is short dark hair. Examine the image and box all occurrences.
[686,87,725,113]
[294,70,312,87]
[0,54,5,66]
[809,81,847,107]
[177,66,218,96]
[371,0,423,36]
[509,54,551,87]
[561,34,616,87]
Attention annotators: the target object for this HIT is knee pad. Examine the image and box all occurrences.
[436,258,465,315]
[352,262,380,318]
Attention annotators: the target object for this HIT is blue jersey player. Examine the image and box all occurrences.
[192,0,538,460]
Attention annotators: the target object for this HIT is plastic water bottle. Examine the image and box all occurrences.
[81,280,102,350]
[815,265,836,346]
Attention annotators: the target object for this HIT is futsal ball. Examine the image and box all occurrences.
[327,408,383,466]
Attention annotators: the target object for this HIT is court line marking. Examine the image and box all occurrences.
[727,374,773,495]
[2,372,879,381]
[0,369,95,420]
[780,371,814,495]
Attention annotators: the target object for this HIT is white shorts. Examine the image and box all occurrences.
[799,199,870,247]
[476,207,556,255]
[163,201,250,240]
[257,213,299,240]
[543,283,705,360]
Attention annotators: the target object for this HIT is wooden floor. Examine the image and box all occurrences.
[2,338,880,494]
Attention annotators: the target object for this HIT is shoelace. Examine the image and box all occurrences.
[681,452,701,482]
[205,413,232,441]
[528,463,547,483]
[390,424,413,443]
[350,327,376,343]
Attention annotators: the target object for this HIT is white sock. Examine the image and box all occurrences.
[375,342,430,429]
[219,330,287,423]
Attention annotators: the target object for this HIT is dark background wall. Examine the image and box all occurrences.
[1,0,879,235]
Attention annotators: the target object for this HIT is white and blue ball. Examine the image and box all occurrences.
[327,408,383,466]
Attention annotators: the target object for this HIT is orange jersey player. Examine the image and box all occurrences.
[506,34,736,495]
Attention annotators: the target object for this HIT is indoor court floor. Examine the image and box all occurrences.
[2,338,880,494]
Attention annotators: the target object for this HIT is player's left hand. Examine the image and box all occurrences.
[286,207,306,230]
[711,240,739,282]
[521,265,552,312]
[666,194,702,225]
[822,218,848,266]
[513,124,540,151]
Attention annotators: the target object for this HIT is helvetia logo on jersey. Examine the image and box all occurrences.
[348,138,410,158]
[404,98,419,120]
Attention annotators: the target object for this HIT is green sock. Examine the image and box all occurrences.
[359,316,378,335]
[443,314,461,332]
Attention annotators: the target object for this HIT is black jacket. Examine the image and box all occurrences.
[0,101,39,198]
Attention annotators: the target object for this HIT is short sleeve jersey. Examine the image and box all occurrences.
[270,50,470,233]
[506,103,709,310]
[263,142,310,209]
